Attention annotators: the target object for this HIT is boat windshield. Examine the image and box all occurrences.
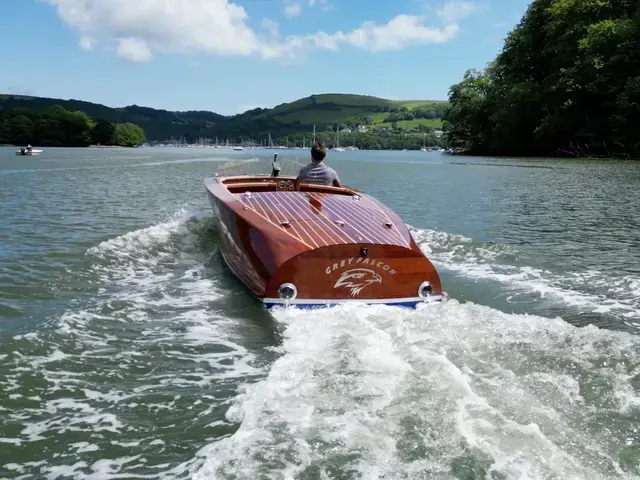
[213,156,355,196]
[215,156,305,177]
[222,176,355,196]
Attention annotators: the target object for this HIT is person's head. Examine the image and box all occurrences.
[310,141,327,163]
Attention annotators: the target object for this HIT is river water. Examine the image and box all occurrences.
[0,146,639,479]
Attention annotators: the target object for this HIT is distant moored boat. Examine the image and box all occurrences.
[15,145,43,156]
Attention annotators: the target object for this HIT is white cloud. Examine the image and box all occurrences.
[45,0,260,58]
[44,0,475,62]
[117,37,153,62]
[288,0,332,15]
[343,15,459,52]
[308,0,333,10]
[436,1,481,24]
[261,18,279,37]
[79,36,95,51]
[284,2,302,18]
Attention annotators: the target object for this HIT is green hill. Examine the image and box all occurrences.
[0,93,447,143]
[250,93,446,129]
[221,94,447,141]
[0,94,226,142]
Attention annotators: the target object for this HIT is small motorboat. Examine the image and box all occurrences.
[15,145,43,156]
[204,162,444,310]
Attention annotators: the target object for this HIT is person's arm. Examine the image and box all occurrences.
[332,170,342,187]
[295,165,308,190]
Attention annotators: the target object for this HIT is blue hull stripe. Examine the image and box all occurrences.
[263,296,444,310]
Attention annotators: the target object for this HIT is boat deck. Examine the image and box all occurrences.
[234,190,411,249]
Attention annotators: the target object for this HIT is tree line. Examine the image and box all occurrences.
[0,94,448,148]
[444,0,640,158]
[0,102,444,149]
[383,104,448,124]
[0,95,219,144]
[272,131,443,150]
[0,105,146,147]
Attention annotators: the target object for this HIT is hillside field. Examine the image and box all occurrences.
[0,92,447,141]
[250,94,446,130]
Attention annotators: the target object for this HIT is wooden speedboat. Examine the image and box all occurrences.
[204,173,444,310]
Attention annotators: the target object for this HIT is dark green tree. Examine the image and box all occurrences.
[91,118,116,145]
[0,105,145,147]
[115,123,146,147]
[444,0,640,157]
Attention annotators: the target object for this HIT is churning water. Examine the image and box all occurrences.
[0,147,639,479]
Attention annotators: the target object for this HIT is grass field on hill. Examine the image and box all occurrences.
[272,107,368,125]
[253,93,446,129]
[377,118,443,129]
[393,100,449,108]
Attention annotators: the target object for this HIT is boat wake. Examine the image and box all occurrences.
[409,226,640,330]
[1,209,639,479]
[195,302,640,479]
[0,209,272,478]
[192,223,640,479]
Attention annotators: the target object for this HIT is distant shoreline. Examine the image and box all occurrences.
[0,93,445,151]
[451,148,639,160]
[2,144,138,148]
[88,145,131,148]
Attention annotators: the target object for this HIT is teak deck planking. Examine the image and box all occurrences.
[234,191,410,250]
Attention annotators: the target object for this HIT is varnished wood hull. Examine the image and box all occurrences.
[205,175,444,310]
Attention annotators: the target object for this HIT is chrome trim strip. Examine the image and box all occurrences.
[263,295,444,305]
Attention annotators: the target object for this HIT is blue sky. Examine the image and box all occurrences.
[1,0,531,115]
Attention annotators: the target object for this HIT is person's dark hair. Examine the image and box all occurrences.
[310,141,327,162]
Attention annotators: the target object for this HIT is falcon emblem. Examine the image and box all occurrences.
[333,268,382,297]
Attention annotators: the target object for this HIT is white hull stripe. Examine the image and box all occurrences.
[263,295,444,305]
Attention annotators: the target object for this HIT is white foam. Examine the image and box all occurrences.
[409,226,640,323]
[71,442,100,453]
[195,300,640,479]
[6,206,639,479]
[0,209,263,478]
[0,437,23,445]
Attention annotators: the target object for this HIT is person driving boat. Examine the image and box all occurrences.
[295,141,342,188]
